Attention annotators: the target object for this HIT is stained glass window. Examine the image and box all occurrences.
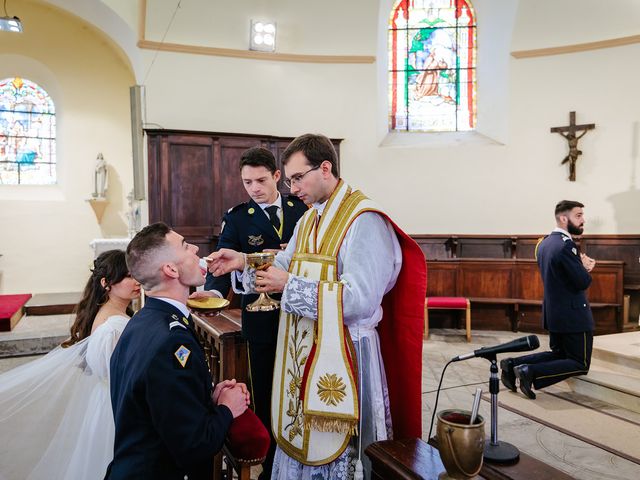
[0,77,56,185]
[389,0,476,132]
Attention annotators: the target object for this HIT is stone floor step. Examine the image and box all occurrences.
[0,314,71,358]
[591,331,640,374]
[566,366,640,415]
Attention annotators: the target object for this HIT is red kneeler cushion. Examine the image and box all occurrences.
[427,297,468,309]
[226,408,270,461]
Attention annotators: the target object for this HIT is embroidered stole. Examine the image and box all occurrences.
[271,180,380,465]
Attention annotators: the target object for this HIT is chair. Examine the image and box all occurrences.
[424,297,471,342]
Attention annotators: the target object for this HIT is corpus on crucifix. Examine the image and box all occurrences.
[550,111,595,181]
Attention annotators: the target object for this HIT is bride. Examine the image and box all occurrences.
[0,249,140,480]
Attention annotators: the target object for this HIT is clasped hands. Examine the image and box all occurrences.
[580,253,596,272]
[206,248,289,293]
[212,379,250,418]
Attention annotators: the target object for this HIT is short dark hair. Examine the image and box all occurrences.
[126,222,172,289]
[239,147,277,174]
[555,200,584,216]
[281,133,339,177]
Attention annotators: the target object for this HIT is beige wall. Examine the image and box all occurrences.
[2,0,639,294]
[0,0,135,294]
[136,0,640,234]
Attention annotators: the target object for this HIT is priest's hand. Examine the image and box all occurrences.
[255,266,289,293]
[206,248,245,276]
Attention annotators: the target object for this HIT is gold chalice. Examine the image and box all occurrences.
[246,252,280,312]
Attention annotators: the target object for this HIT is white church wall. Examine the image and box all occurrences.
[136,0,639,234]
[0,0,135,294]
[2,0,639,295]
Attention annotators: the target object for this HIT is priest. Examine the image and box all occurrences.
[207,133,426,479]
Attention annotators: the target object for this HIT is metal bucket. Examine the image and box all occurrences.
[436,409,485,479]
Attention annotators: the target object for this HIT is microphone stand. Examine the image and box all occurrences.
[483,354,520,463]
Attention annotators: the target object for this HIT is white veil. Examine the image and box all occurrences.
[0,318,121,480]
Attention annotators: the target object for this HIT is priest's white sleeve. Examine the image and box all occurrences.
[281,212,401,324]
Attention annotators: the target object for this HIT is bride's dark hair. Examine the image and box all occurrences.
[62,250,132,348]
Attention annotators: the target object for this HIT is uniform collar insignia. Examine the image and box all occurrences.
[182,316,189,326]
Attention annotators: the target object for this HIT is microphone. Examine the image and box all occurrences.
[452,335,540,362]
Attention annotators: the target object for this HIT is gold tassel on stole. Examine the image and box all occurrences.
[303,415,359,435]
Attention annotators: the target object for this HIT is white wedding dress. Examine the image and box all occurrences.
[0,315,128,480]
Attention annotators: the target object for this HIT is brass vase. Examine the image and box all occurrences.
[245,252,280,312]
[437,409,485,479]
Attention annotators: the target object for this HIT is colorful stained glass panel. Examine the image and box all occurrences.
[389,0,476,133]
[0,77,56,185]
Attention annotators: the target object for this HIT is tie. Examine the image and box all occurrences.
[265,205,281,230]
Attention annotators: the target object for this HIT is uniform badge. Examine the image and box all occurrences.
[174,345,191,368]
[248,207,255,215]
[171,314,179,321]
[287,200,294,207]
[572,247,578,255]
[248,234,264,246]
[182,316,190,326]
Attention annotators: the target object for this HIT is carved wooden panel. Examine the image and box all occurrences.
[425,263,457,296]
[513,263,544,300]
[458,262,513,298]
[457,238,511,259]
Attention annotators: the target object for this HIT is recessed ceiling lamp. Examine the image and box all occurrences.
[0,0,22,33]
[250,20,276,52]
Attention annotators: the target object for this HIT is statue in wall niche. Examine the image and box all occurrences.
[550,111,596,182]
[93,153,108,198]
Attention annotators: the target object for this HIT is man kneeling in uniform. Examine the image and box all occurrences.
[106,223,249,480]
[501,200,596,400]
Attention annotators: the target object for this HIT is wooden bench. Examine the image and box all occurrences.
[427,259,625,335]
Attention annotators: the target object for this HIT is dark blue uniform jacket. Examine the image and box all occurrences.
[106,297,233,480]
[205,195,307,343]
[537,231,594,333]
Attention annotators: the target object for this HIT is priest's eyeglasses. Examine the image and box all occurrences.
[284,165,321,188]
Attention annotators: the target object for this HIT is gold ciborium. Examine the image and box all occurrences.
[245,252,280,312]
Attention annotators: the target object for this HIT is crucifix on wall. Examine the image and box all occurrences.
[550,111,596,181]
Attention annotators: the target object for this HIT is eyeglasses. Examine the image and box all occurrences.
[283,165,320,188]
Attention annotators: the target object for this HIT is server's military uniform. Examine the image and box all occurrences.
[106,297,233,480]
[205,194,307,478]
[502,230,594,397]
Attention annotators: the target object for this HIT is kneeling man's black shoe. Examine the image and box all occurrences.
[500,358,517,392]
[514,365,536,400]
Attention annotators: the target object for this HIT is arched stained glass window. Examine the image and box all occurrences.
[389,0,476,132]
[0,77,56,185]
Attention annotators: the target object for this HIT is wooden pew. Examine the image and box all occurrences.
[427,258,624,335]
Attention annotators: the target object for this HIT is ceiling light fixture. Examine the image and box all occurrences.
[0,0,22,33]
[250,19,276,52]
